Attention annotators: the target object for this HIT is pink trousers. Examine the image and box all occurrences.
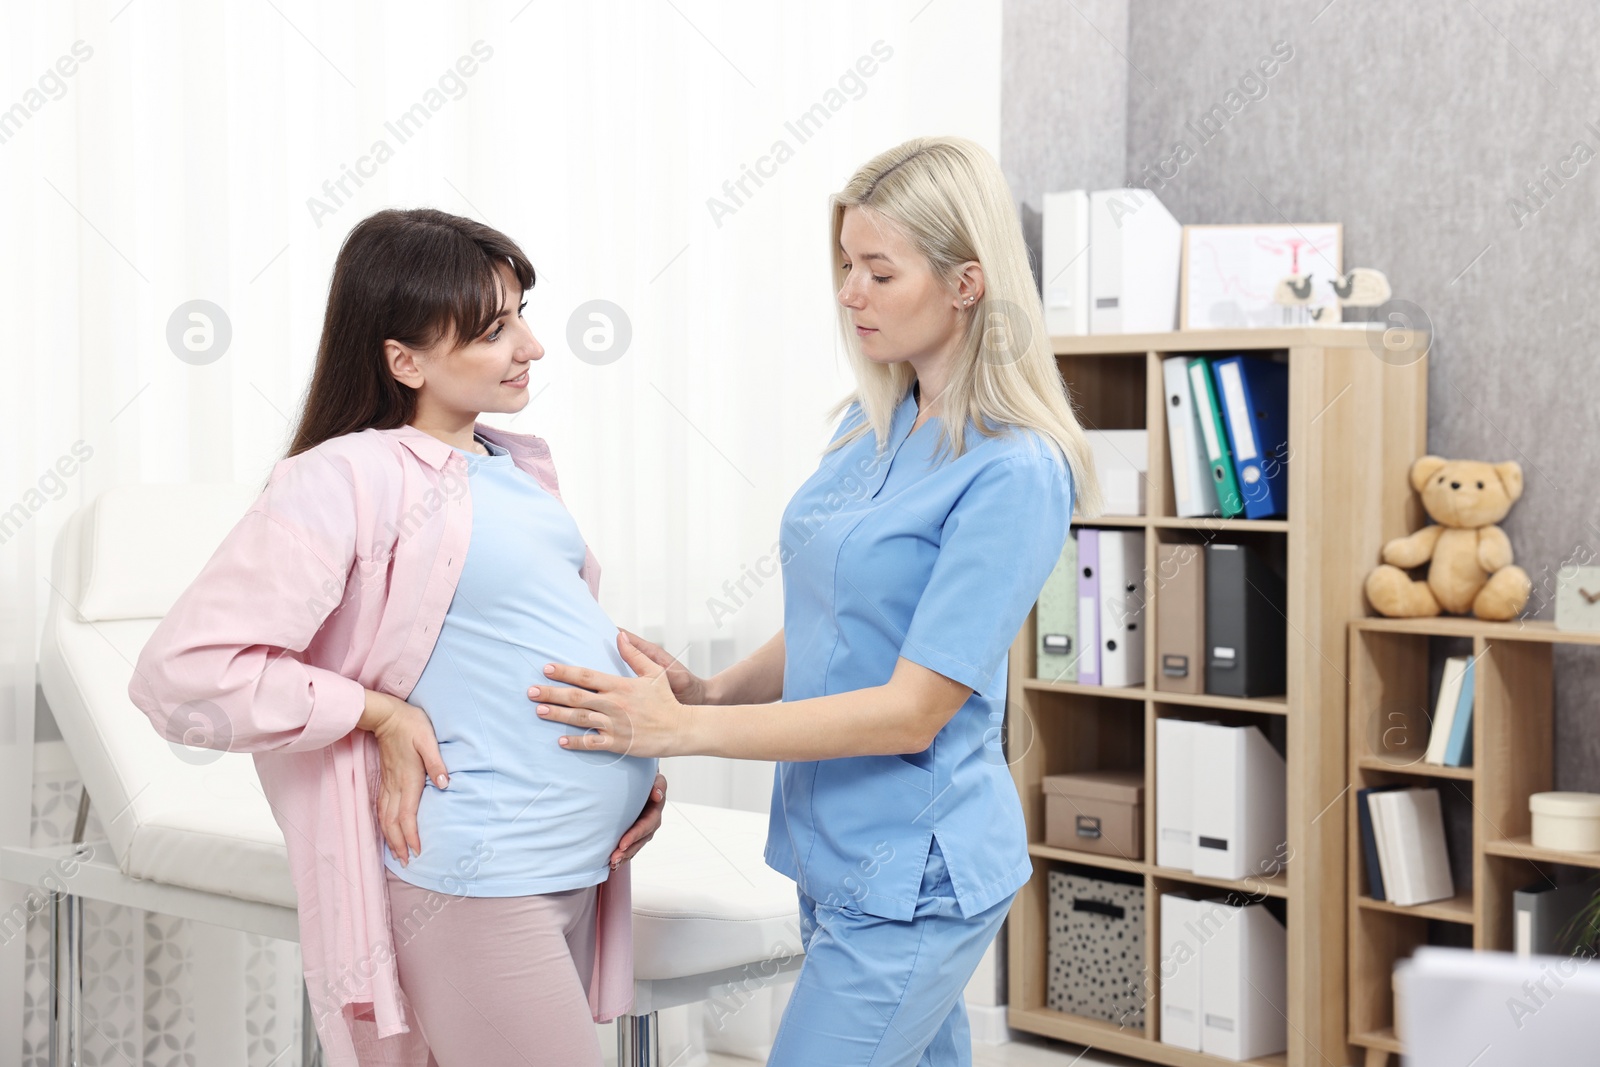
[385,868,603,1067]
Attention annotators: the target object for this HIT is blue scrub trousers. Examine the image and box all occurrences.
[767,839,1014,1066]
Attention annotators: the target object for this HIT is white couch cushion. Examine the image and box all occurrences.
[630,801,800,980]
[40,610,296,907]
[75,482,258,622]
[40,489,294,907]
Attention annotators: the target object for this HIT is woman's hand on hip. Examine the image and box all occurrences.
[360,690,448,866]
[531,633,697,758]
[610,773,668,870]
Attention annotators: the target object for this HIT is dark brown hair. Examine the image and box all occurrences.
[284,208,535,459]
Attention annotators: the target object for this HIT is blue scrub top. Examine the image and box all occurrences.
[766,383,1075,921]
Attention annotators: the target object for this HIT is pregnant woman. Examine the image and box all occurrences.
[129,208,665,1067]
[533,136,1105,1066]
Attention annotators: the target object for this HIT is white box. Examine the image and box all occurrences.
[1042,190,1090,336]
[1086,429,1148,516]
[1088,189,1182,334]
[1530,791,1600,852]
[1155,718,1198,870]
[1198,901,1288,1060]
[1159,894,1202,1050]
[1191,723,1287,882]
[1400,947,1600,1067]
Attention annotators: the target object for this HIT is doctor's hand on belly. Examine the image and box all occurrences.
[613,629,711,704]
[532,632,691,759]
[357,690,449,866]
[360,686,672,871]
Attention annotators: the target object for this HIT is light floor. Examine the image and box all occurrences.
[611,1035,1141,1066]
[704,1037,1140,1064]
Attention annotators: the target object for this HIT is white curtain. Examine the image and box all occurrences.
[0,0,1002,1061]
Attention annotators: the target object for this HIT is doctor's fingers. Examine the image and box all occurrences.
[528,682,601,710]
[557,726,621,752]
[540,661,611,691]
[619,630,679,671]
[537,703,611,729]
[550,713,624,755]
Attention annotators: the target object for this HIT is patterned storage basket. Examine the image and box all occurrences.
[1047,868,1146,1030]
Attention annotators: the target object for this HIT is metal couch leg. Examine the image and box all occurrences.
[616,1011,659,1067]
[48,891,84,1067]
[301,979,324,1067]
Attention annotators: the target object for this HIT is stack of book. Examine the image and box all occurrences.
[1422,655,1476,767]
[1358,786,1456,907]
[1162,354,1289,521]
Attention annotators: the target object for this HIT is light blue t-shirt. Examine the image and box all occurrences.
[382,436,658,896]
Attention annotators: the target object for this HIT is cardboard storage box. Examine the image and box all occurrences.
[1044,770,1144,859]
[1048,868,1146,1028]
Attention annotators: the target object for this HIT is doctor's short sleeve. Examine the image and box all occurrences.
[899,444,1074,695]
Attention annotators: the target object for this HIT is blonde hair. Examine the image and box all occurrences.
[825,136,1104,519]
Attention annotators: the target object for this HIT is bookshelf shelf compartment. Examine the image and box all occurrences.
[1153,516,1291,532]
[1345,616,1596,1065]
[1150,692,1290,717]
[1352,615,1600,646]
[1149,865,1290,900]
[1008,329,1429,1067]
[1021,678,1289,716]
[1025,843,1291,899]
[1483,835,1600,871]
[1349,1027,1403,1054]
[1006,1005,1290,1067]
[1022,678,1145,702]
[1027,842,1146,877]
[1071,514,1147,528]
[1354,757,1476,781]
[1355,892,1474,925]
[1068,515,1293,532]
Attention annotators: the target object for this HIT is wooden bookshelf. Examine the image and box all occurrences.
[1005,327,1429,1067]
[1346,617,1600,1067]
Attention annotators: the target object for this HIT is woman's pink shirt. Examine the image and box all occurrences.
[127,421,634,1066]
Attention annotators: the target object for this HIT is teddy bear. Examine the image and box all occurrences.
[1364,455,1532,620]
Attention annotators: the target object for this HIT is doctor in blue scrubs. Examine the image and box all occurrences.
[531,136,1105,1066]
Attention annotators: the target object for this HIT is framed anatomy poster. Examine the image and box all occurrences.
[1179,223,1343,329]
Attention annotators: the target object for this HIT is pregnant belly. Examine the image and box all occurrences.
[402,617,657,886]
[413,740,658,888]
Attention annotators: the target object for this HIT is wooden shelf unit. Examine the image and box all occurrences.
[1005,328,1429,1067]
[1345,617,1600,1067]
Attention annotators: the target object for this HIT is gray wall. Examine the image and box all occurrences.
[1004,0,1600,791]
